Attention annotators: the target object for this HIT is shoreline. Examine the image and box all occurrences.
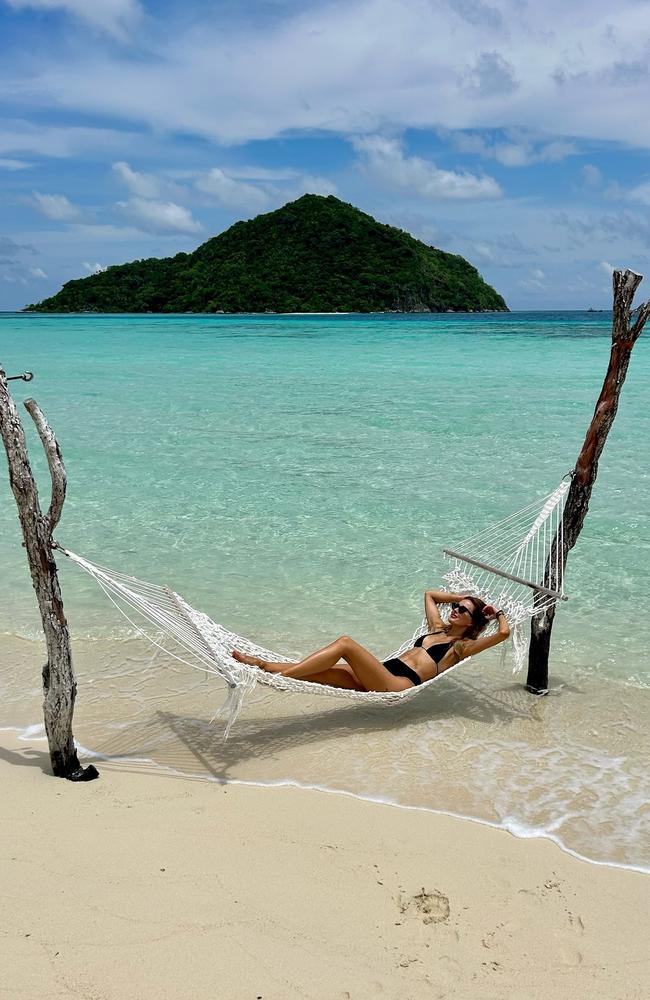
[3,309,613,317]
[12,308,609,316]
[2,730,648,1000]
[2,628,649,875]
[5,722,650,878]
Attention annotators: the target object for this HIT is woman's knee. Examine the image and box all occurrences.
[319,667,363,691]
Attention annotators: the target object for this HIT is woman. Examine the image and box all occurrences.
[232,590,510,692]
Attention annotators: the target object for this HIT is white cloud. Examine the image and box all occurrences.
[495,139,576,166]
[450,129,577,166]
[82,261,107,274]
[0,157,32,170]
[518,272,546,291]
[518,266,547,291]
[195,166,337,212]
[352,135,502,200]
[461,50,519,98]
[627,180,650,206]
[112,161,183,200]
[5,0,142,39]
[116,197,202,234]
[582,164,603,188]
[0,120,140,159]
[31,191,84,221]
[5,1,650,149]
[599,260,615,275]
[225,166,301,182]
[29,266,47,278]
[195,168,271,212]
[113,161,162,198]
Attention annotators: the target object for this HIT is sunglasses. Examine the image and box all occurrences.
[451,602,474,618]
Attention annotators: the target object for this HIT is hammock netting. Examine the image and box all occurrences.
[61,478,570,737]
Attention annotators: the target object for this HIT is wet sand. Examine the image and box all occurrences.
[2,633,649,870]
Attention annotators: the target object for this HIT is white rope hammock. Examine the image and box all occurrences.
[60,478,570,737]
[443,477,569,621]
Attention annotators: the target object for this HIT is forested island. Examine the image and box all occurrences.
[26,195,507,313]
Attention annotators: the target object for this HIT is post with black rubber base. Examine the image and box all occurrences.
[0,367,98,781]
[526,269,650,694]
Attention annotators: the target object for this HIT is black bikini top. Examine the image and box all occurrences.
[413,631,454,664]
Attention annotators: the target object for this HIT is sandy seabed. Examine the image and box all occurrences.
[1,732,649,1000]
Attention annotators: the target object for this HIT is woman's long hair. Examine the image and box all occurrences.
[462,596,490,639]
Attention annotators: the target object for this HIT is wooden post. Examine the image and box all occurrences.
[0,367,98,780]
[526,269,650,693]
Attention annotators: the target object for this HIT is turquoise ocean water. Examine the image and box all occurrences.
[1,311,649,869]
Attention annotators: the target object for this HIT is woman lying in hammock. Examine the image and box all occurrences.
[232,590,510,692]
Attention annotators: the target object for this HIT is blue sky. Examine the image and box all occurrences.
[2,0,650,310]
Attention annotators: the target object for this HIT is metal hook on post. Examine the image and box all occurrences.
[7,371,34,383]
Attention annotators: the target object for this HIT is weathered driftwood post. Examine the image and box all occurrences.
[526,269,650,693]
[0,367,98,780]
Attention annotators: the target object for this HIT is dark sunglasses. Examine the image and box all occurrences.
[451,602,474,618]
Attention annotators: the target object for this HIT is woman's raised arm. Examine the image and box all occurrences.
[424,589,465,629]
[457,609,510,659]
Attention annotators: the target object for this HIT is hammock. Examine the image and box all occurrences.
[60,478,570,736]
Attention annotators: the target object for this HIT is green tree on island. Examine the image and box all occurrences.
[26,195,508,314]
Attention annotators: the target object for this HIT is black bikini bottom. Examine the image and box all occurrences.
[382,657,423,686]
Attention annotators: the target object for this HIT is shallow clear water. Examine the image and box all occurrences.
[1,311,649,869]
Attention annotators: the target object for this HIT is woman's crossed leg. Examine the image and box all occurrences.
[232,636,413,692]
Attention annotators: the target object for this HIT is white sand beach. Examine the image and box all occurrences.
[2,731,648,1000]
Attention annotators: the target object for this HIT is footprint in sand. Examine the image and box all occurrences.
[560,943,584,967]
[400,888,450,925]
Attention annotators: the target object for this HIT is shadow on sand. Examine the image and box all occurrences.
[82,672,543,783]
[0,743,51,774]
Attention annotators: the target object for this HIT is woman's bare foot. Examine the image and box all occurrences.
[232,649,264,668]
[231,650,292,674]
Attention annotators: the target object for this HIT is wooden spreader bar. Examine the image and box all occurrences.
[442,549,569,601]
